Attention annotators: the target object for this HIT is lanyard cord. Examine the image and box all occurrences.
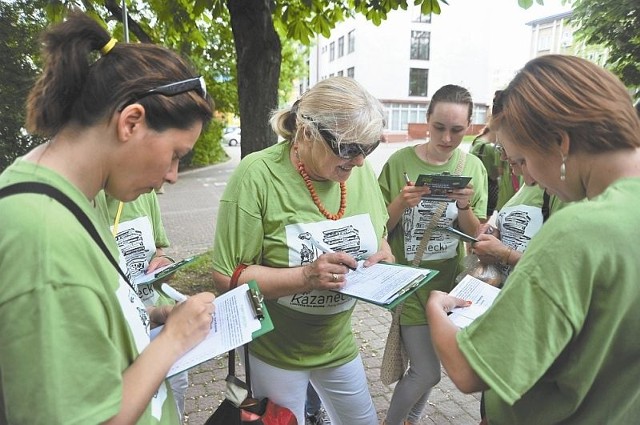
[111,201,124,237]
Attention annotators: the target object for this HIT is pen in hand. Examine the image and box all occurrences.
[308,236,359,271]
[403,172,411,185]
[161,283,188,303]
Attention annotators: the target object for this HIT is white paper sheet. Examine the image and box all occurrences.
[151,283,263,377]
[337,261,428,305]
[448,274,501,328]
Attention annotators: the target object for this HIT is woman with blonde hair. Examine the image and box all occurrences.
[427,54,640,424]
[212,76,393,425]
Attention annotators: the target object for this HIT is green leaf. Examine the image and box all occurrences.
[518,0,534,9]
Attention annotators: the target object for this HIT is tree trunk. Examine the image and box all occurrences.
[227,0,281,159]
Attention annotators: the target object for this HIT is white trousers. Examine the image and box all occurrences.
[248,352,378,425]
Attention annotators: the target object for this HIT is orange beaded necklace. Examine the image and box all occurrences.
[293,144,347,220]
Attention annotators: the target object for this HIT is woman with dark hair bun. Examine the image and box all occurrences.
[427,54,640,424]
[0,11,215,424]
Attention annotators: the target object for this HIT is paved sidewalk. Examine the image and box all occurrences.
[158,143,481,425]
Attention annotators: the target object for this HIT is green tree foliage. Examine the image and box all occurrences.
[0,0,47,171]
[569,0,640,93]
[6,0,567,164]
[226,0,456,158]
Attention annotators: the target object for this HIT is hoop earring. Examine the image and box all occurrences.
[560,154,567,181]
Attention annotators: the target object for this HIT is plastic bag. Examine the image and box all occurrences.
[456,253,503,287]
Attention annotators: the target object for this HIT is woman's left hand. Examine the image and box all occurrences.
[147,254,174,273]
[362,247,395,267]
[449,184,474,210]
[427,290,471,315]
[148,305,174,328]
[473,234,506,264]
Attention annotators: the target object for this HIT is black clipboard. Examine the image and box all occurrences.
[414,174,472,201]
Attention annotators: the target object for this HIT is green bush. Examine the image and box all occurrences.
[181,120,228,169]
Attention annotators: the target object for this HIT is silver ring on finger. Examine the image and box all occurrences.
[332,273,338,282]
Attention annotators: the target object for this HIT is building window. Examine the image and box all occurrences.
[560,29,572,48]
[348,30,355,53]
[537,28,552,52]
[338,36,344,57]
[386,103,428,131]
[329,42,335,61]
[472,105,488,125]
[413,12,431,23]
[409,68,429,97]
[338,70,344,76]
[347,67,355,78]
[410,31,430,60]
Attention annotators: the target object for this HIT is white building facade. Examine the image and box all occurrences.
[302,2,531,139]
[527,11,609,67]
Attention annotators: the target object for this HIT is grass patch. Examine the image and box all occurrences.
[169,250,218,296]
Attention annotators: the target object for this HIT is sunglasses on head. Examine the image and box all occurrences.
[303,116,380,159]
[118,76,207,111]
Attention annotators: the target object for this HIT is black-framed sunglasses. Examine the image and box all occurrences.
[317,127,380,159]
[118,76,207,111]
[303,116,380,159]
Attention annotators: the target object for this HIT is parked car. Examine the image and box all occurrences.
[222,127,241,146]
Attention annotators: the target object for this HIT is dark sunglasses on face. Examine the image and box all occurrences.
[303,117,380,159]
[118,76,207,111]
[317,127,380,159]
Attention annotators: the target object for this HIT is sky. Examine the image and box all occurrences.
[485,0,573,72]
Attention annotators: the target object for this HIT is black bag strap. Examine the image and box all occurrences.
[0,182,134,289]
[542,191,551,223]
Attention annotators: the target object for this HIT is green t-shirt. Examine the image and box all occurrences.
[458,178,640,424]
[96,192,173,307]
[378,146,488,325]
[469,140,500,181]
[212,141,389,369]
[496,162,522,210]
[495,184,564,280]
[0,159,178,425]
